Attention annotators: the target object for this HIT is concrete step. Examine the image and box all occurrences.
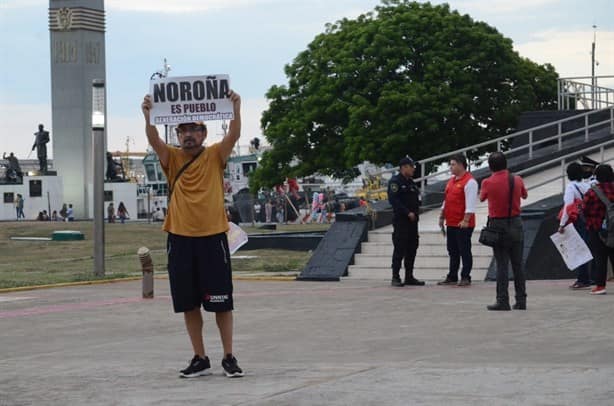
[367,231,484,244]
[346,266,488,281]
[359,242,492,256]
[352,254,492,269]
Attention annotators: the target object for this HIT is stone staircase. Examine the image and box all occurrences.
[347,225,492,282]
[346,145,614,282]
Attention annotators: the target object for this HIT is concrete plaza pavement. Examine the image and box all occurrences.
[1,277,614,406]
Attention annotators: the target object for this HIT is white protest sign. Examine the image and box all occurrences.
[550,226,593,271]
[149,74,234,125]
[227,222,249,255]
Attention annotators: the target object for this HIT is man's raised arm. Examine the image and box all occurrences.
[219,90,241,162]
[141,94,169,168]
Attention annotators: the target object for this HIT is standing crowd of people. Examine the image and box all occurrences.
[558,158,614,295]
[388,151,612,311]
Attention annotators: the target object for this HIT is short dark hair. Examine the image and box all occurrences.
[450,154,467,169]
[487,152,507,172]
[595,164,614,183]
[566,162,584,182]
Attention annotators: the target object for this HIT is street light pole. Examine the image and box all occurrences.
[591,25,597,108]
[92,79,105,277]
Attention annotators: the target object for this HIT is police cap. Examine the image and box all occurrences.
[399,156,415,167]
[580,155,599,167]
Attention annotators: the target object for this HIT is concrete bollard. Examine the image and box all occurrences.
[137,246,154,299]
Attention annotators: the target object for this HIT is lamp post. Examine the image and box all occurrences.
[92,79,105,277]
[591,25,598,108]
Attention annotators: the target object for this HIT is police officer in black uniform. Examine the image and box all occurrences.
[388,156,425,287]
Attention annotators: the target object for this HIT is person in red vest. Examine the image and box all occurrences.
[438,155,478,286]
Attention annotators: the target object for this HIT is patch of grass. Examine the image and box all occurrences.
[232,249,311,274]
[0,221,314,288]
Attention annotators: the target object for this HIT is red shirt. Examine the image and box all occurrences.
[480,170,528,218]
[583,182,614,231]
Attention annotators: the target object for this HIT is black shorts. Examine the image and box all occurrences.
[167,232,234,313]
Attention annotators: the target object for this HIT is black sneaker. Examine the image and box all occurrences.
[222,354,244,378]
[180,355,211,378]
[404,277,425,286]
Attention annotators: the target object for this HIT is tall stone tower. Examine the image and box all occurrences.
[49,0,106,218]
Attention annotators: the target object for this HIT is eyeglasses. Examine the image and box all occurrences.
[176,125,205,134]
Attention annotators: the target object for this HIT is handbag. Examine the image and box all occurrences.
[478,219,507,247]
[479,173,515,247]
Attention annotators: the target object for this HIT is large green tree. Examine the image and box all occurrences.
[251,0,558,191]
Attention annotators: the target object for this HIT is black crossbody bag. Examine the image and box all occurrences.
[479,173,515,247]
[167,148,204,204]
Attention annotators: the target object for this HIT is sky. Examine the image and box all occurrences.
[1,0,613,159]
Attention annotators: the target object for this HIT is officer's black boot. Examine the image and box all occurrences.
[404,271,425,286]
[391,270,403,287]
[513,297,527,310]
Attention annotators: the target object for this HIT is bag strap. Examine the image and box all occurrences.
[591,184,612,207]
[507,172,515,220]
[486,172,516,227]
[573,184,584,199]
[168,147,205,202]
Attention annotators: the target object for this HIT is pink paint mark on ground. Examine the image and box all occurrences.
[0,280,569,319]
[0,296,171,319]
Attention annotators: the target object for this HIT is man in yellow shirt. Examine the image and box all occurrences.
[141,90,243,378]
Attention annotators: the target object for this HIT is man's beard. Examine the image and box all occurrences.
[181,137,198,150]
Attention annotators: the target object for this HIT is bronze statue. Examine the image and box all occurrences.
[32,124,50,173]
[106,152,125,181]
[2,152,22,182]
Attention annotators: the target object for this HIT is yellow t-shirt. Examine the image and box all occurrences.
[161,143,229,237]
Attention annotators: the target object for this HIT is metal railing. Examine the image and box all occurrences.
[414,107,614,190]
[424,139,614,211]
[558,75,614,110]
[364,106,614,199]
[518,139,614,194]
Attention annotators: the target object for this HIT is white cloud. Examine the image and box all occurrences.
[0,0,43,9]
[105,0,281,13]
[0,0,272,12]
[515,29,614,86]
[461,0,559,14]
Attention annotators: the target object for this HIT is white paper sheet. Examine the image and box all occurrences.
[550,226,593,271]
[227,222,249,255]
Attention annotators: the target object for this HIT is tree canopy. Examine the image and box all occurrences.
[250,0,558,191]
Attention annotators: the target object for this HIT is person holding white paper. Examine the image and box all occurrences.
[558,162,592,289]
